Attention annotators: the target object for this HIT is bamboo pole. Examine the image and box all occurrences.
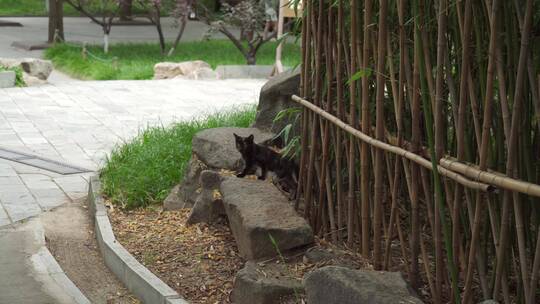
[292,95,491,192]
[373,0,388,271]
[360,0,373,257]
[440,158,540,198]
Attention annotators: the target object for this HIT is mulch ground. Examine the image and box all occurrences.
[109,207,242,304]
[107,204,371,304]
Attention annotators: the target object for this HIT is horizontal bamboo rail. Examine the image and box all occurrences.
[291,95,492,192]
[441,157,540,198]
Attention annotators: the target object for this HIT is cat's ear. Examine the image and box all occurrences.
[233,133,240,140]
[247,134,254,143]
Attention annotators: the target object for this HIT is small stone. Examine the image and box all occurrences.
[304,247,335,263]
[163,184,186,211]
[0,70,16,88]
[200,170,222,189]
[178,157,207,208]
[231,261,303,304]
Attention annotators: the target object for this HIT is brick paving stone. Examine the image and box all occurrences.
[0,78,265,225]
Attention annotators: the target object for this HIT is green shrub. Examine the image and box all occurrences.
[100,105,256,209]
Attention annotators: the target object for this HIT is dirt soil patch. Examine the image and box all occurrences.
[42,198,138,304]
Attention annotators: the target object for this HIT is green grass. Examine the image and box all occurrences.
[100,105,256,209]
[0,0,144,16]
[0,0,91,16]
[44,40,301,80]
[0,0,214,17]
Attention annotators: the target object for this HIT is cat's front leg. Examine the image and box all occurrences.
[237,161,252,178]
[258,165,267,180]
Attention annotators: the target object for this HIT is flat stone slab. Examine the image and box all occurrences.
[220,176,313,259]
[304,266,423,304]
[192,127,274,171]
[216,65,276,79]
[0,71,16,88]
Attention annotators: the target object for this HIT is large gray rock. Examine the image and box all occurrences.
[253,69,300,134]
[304,266,423,304]
[192,127,274,171]
[0,70,15,88]
[220,176,313,259]
[153,60,211,79]
[0,58,52,80]
[231,261,303,304]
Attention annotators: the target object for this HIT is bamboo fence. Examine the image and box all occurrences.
[293,0,540,303]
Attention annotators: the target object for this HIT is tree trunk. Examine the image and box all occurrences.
[120,0,133,21]
[167,17,187,56]
[246,53,256,65]
[103,32,109,53]
[48,0,64,43]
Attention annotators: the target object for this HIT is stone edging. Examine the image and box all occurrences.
[88,175,189,304]
[31,219,91,304]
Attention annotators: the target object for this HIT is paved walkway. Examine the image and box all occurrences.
[0,78,265,227]
[0,78,264,303]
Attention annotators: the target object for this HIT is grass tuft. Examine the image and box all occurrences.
[44,40,301,80]
[100,105,256,209]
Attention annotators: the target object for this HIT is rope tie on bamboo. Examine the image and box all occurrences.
[441,157,540,198]
[291,95,493,192]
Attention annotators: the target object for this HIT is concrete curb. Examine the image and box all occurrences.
[30,218,91,304]
[88,175,189,304]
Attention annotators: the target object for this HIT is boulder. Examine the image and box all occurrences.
[177,67,219,80]
[231,261,303,304]
[220,176,313,259]
[153,60,211,79]
[0,70,16,88]
[186,170,225,225]
[304,266,423,304]
[22,73,47,86]
[192,127,274,171]
[20,58,53,80]
[0,58,52,80]
[252,69,300,134]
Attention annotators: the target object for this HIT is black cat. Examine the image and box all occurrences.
[233,133,298,195]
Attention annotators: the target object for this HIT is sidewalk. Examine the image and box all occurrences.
[0,78,265,303]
